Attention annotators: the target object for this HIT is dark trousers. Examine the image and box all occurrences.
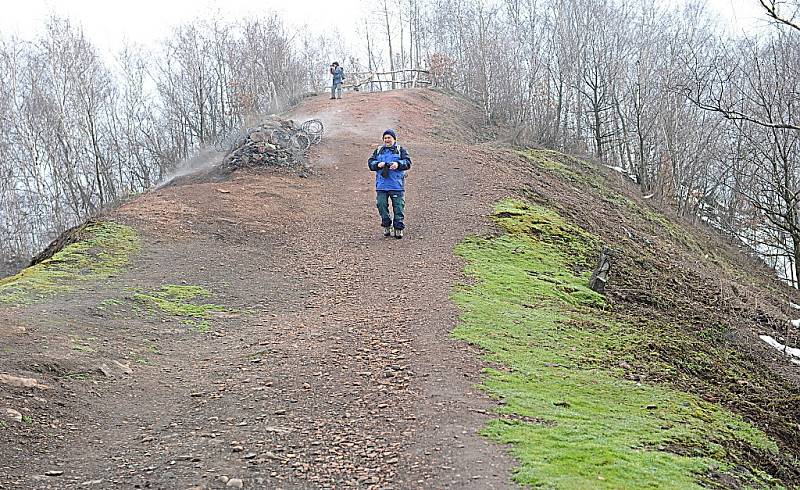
[376,191,405,230]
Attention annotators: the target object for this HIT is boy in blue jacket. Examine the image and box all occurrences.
[368,129,412,238]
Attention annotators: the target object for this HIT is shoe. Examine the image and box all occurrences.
[394,228,404,239]
[383,226,392,237]
[330,97,336,100]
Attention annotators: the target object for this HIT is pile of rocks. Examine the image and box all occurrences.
[219,117,323,173]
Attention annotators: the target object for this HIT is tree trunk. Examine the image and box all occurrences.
[383,0,396,89]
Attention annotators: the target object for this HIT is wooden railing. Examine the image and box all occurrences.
[343,69,431,92]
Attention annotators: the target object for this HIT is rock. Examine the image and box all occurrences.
[3,408,22,423]
[0,373,50,390]
[112,360,133,374]
[44,470,64,476]
[97,364,114,377]
[226,478,243,488]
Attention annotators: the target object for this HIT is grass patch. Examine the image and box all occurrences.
[453,199,782,489]
[0,221,139,305]
[519,149,587,185]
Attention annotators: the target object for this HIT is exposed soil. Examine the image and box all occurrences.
[0,89,522,489]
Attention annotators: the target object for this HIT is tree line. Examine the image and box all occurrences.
[404,0,800,285]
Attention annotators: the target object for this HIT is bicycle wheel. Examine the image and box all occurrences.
[300,119,324,144]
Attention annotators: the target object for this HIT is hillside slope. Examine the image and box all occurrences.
[1,89,799,489]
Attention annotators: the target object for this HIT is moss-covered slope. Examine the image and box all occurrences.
[454,150,800,488]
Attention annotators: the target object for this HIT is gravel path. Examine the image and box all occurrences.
[1,89,520,489]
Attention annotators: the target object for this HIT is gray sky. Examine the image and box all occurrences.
[709,0,772,32]
[0,0,772,57]
[0,0,371,52]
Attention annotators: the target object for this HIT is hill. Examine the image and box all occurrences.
[1,89,798,489]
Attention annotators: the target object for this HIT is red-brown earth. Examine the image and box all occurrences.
[0,89,521,489]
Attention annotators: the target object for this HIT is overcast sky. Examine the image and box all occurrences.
[0,0,373,52]
[0,0,771,58]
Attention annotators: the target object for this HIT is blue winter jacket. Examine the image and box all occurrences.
[368,144,412,191]
[332,66,345,84]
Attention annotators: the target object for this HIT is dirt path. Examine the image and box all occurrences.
[1,90,520,488]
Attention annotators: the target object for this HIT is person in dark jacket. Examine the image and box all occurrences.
[368,129,412,238]
[330,62,344,99]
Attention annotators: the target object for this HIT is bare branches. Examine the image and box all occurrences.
[685,90,800,131]
[760,0,800,31]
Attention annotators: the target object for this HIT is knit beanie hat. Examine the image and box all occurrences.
[382,129,397,140]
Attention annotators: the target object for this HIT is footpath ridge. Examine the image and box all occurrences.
[0,89,518,489]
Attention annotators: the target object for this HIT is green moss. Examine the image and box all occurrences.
[99,298,123,309]
[519,149,586,183]
[132,284,227,332]
[642,209,703,252]
[492,199,602,271]
[0,221,139,305]
[193,320,212,333]
[519,150,639,212]
[521,149,707,255]
[453,199,781,489]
